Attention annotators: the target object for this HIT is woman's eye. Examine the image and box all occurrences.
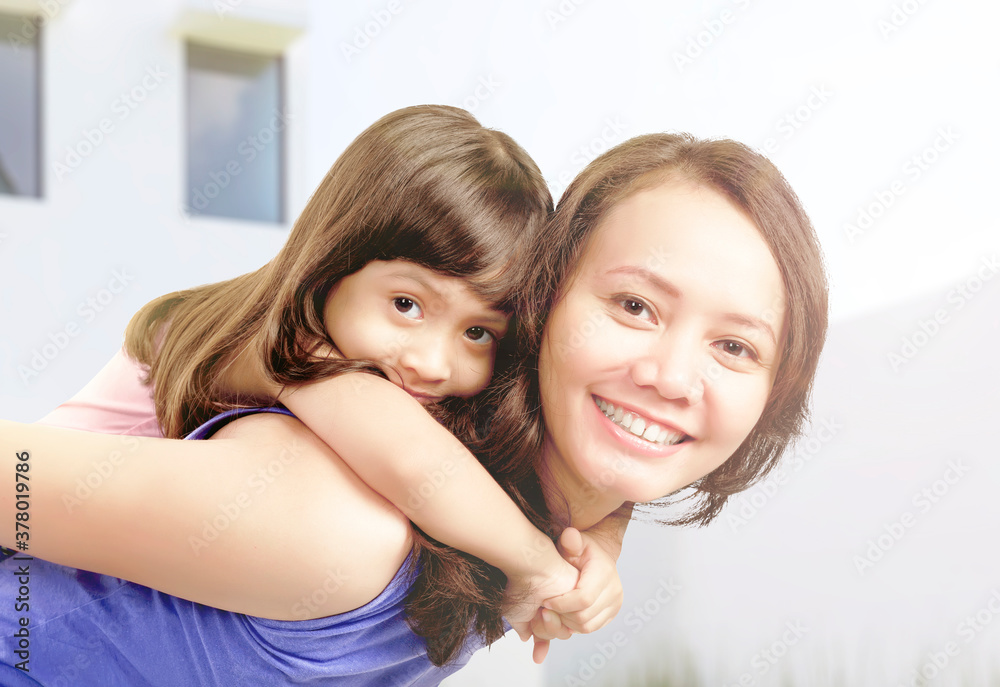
[464,326,494,345]
[393,297,423,320]
[716,340,756,360]
[618,296,653,321]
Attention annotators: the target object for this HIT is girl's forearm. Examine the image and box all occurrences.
[280,375,566,577]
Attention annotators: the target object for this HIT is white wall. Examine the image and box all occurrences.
[1,0,997,684]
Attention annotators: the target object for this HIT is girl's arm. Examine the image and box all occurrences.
[279,373,580,625]
[0,416,414,619]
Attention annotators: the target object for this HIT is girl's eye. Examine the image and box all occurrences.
[394,297,423,320]
[464,326,494,345]
[618,296,654,321]
[716,340,757,361]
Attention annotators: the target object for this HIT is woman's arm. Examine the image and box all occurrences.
[0,416,412,619]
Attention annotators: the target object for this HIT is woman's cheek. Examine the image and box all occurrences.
[712,373,772,447]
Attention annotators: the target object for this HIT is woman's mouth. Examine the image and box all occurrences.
[593,396,689,446]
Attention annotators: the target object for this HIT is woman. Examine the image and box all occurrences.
[0,132,827,685]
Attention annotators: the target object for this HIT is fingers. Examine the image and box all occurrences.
[544,585,599,614]
[509,620,532,642]
[557,526,585,561]
[543,585,623,634]
[558,605,617,635]
[526,608,570,664]
[532,638,550,664]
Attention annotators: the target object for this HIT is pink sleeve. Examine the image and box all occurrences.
[37,347,164,438]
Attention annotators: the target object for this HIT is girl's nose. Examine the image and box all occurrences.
[399,334,451,386]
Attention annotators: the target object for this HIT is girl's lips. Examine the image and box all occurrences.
[592,395,691,452]
[408,391,444,405]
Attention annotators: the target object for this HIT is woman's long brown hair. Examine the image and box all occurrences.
[123,105,553,665]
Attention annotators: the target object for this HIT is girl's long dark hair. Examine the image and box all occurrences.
[124,105,553,665]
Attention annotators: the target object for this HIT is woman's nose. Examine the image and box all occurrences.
[629,338,705,404]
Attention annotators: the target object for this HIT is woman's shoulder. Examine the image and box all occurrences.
[209,411,415,619]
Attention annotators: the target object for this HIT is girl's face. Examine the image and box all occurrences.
[324,260,510,404]
[538,179,786,520]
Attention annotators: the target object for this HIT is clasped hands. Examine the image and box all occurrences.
[504,527,624,664]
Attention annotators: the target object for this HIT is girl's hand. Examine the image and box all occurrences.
[518,527,626,664]
[503,545,579,647]
[525,606,572,664]
[541,526,625,634]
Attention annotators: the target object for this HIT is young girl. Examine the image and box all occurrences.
[23,105,623,664]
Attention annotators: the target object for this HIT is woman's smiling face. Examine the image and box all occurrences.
[538,178,787,524]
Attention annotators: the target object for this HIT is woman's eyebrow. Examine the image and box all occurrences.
[605,265,681,297]
[720,313,778,347]
[605,265,777,346]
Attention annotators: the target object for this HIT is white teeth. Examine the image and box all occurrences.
[593,397,686,446]
[629,417,646,436]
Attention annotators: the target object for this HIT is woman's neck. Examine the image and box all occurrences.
[538,435,624,532]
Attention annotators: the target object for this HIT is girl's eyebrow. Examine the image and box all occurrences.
[387,271,443,298]
[388,270,510,331]
[604,265,777,346]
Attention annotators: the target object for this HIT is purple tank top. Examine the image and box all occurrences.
[0,407,477,685]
